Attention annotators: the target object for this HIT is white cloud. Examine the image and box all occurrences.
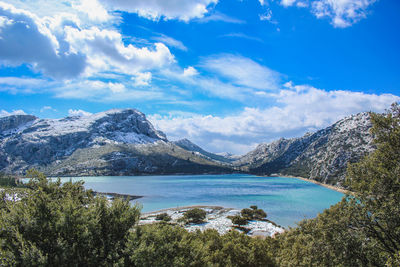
[281,0,297,7]
[0,2,87,79]
[68,109,92,117]
[132,72,152,87]
[259,9,278,24]
[220,33,263,43]
[64,26,175,76]
[0,77,46,87]
[260,0,376,27]
[72,0,111,22]
[0,1,176,84]
[312,0,377,28]
[201,54,280,91]
[150,86,399,154]
[152,34,187,51]
[99,0,218,22]
[40,106,57,113]
[183,66,199,77]
[54,79,165,102]
[197,11,246,24]
[0,109,26,117]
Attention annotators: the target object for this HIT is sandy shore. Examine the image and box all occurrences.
[270,174,350,194]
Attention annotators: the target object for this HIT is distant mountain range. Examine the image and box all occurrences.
[0,109,375,187]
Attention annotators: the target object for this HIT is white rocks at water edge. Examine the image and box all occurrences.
[140,206,284,237]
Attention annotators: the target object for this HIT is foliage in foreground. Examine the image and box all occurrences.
[276,103,400,266]
[0,173,23,188]
[0,170,140,266]
[1,103,400,266]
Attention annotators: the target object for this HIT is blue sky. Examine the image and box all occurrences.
[0,0,399,154]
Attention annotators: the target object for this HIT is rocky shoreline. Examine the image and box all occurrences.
[140,205,285,237]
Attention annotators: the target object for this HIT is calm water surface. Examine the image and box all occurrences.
[58,174,343,227]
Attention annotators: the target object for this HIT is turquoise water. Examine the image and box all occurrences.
[54,174,344,227]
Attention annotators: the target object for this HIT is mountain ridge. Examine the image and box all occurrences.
[234,112,374,186]
[0,109,376,187]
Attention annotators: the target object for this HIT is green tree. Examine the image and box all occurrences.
[231,214,248,227]
[345,103,400,264]
[183,208,206,224]
[240,208,254,220]
[155,212,172,222]
[0,170,140,266]
[276,103,400,266]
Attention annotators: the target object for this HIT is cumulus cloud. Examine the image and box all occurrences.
[0,2,87,79]
[150,85,399,154]
[68,109,92,117]
[99,0,218,22]
[0,1,175,83]
[183,66,199,77]
[312,0,377,28]
[264,0,376,27]
[132,72,152,87]
[64,26,175,77]
[0,109,26,117]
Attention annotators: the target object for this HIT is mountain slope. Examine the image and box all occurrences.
[0,109,231,176]
[235,112,374,186]
[173,138,235,163]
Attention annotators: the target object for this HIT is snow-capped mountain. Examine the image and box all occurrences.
[0,109,377,186]
[0,109,230,176]
[234,112,374,186]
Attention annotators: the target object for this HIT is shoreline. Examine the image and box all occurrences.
[269,174,349,194]
[140,205,285,237]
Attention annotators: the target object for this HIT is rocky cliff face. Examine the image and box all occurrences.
[0,109,230,176]
[234,112,374,186]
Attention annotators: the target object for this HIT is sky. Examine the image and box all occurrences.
[0,0,399,155]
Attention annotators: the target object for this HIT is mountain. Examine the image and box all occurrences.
[0,109,231,176]
[234,112,374,186]
[0,109,376,186]
[173,138,235,163]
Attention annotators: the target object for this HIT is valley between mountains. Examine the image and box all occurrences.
[0,108,374,188]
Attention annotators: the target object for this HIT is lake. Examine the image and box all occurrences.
[56,174,344,227]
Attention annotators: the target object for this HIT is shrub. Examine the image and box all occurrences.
[241,208,254,220]
[230,214,248,226]
[254,209,267,220]
[0,169,141,266]
[155,212,172,222]
[183,208,206,224]
[250,205,258,210]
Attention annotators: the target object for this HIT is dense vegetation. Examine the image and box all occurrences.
[0,104,399,266]
[0,173,23,187]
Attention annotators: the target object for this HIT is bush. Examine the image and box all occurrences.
[254,209,267,220]
[183,208,206,224]
[155,212,172,222]
[241,208,254,220]
[0,169,141,266]
[0,173,19,187]
[230,214,248,226]
[240,207,267,220]
[250,205,258,210]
